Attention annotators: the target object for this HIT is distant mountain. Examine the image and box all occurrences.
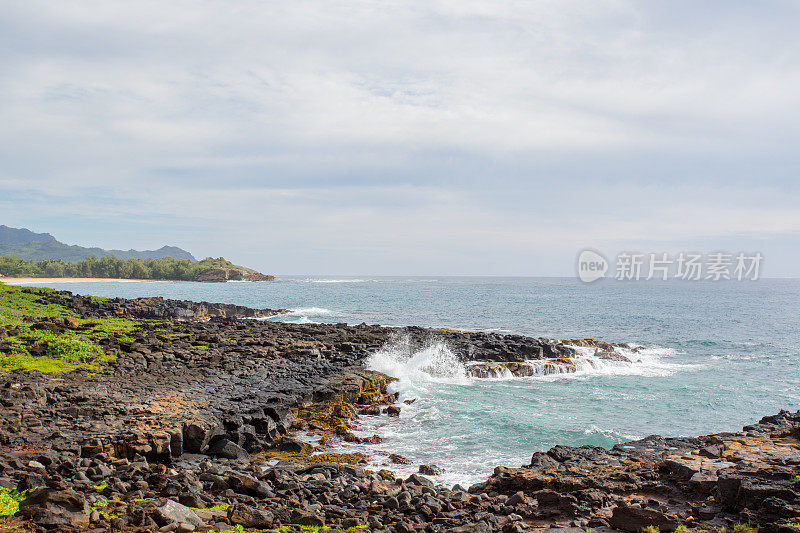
[0,225,56,245]
[0,225,196,262]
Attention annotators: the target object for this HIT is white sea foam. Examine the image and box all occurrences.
[261,306,335,324]
[302,278,370,283]
[583,424,642,441]
[560,344,688,378]
[368,338,690,389]
[290,307,334,315]
[367,337,472,389]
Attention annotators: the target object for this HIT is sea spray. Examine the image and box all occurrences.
[367,336,472,391]
[564,344,689,378]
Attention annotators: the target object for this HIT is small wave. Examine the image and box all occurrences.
[302,278,371,283]
[583,424,642,441]
[560,345,689,378]
[290,307,333,315]
[263,306,335,324]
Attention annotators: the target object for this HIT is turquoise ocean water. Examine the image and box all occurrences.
[16,277,800,486]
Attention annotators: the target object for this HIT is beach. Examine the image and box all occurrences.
[0,277,159,284]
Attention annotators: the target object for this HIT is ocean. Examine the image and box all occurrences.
[16,276,800,487]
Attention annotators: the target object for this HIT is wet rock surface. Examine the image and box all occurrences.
[1,289,798,532]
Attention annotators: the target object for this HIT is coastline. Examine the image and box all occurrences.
[0,277,162,283]
[0,285,798,532]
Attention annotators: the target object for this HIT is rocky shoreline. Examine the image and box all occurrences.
[0,287,798,532]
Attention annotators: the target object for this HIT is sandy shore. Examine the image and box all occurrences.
[0,277,161,284]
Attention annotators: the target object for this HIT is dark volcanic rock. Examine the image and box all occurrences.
[18,487,91,528]
[3,288,799,533]
[153,500,205,528]
[206,438,249,460]
[228,503,274,529]
[609,505,680,532]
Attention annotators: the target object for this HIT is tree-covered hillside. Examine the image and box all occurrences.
[0,225,195,262]
[0,255,272,282]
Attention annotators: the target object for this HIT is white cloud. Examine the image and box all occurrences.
[1,0,799,274]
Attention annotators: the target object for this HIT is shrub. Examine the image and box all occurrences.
[46,336,101,363]
[0,487,25,516]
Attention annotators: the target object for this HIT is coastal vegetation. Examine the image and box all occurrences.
[0,487,25,516]
[0,255,271,282]
[0,282,140,373]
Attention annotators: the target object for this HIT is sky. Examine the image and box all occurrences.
[1,0,799,276]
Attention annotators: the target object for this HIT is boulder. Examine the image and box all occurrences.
[206,438,249,460]
[17,487,91,528]
[689,471,719,493]
[609,505,679,532]
[226,472,273,498]
[183,420,220,454]
[506,491,526,506]
[228,503,274,529]
[278,437,314,454]
[419,464,445,475]
[291,509,324,527]
[405,473,434,487]
[153,500,205,528]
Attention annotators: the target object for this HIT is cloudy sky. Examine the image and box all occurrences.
[1,0,799,275]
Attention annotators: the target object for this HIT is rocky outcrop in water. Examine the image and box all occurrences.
[194,268,275,282]
[466,359,578,378]
[382,326,578,363]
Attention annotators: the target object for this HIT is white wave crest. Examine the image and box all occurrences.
[263,306,335,324]
[367,337,472,389]
[561,344,687,378]
[290,307,333,315]
[583,424,642,441]
[368,339,689,386]
[302,278,370,283]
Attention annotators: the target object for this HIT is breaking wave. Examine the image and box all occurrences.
[367,338,689,391]
[266,306,335,324]
[367,337,472,388]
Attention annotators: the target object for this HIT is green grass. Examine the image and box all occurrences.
[0,283,141,374]
[93,481,108,491]
[0,488,26,516]
[733,523,757,533]
[0,353,73,374]
[190,503,230,511]
[640,527,660,533]
[213,526,246,533]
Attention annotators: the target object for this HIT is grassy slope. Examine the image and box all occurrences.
[0,282,141,374]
